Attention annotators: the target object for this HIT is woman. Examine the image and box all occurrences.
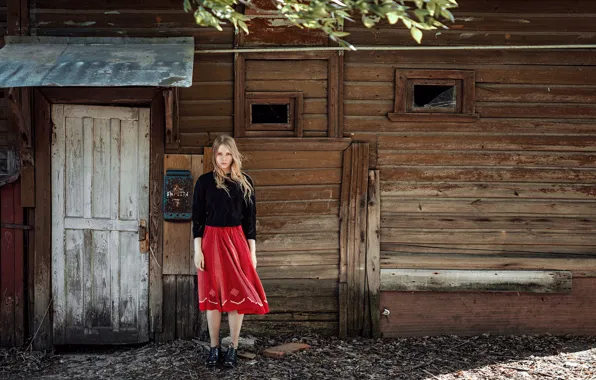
[192,135,269,368]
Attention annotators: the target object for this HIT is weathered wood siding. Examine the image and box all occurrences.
[0,90,8,176]
[0,0,5,45]
[380,277,596,337]
[345,49,596,277]
[345,0,596,46]
[243,148,343,335]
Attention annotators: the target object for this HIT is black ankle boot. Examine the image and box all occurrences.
[205,346,222,367]
[223,344,238,368]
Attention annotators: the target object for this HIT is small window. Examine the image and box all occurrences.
[388,69,477,122]
[245,92,303,137]
[251,103,290,124]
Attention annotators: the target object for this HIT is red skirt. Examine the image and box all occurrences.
[197,225,269,314]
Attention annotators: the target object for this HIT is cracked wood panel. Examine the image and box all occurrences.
[51,105,150,344]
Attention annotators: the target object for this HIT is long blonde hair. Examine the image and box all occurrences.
[212,135,254,202]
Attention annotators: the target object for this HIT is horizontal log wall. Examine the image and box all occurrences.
[345,10,596,278]
[243,59,329,138]
[242,148,343,335]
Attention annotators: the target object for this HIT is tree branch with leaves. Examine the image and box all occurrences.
[184,0,458,47]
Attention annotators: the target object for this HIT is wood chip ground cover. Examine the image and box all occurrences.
[1,334,595,379]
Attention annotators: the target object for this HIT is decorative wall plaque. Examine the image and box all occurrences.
[163,169,193,221]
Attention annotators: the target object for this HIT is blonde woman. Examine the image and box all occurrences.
[192,135,269,368]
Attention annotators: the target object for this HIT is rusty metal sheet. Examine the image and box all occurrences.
[0,36,194,88]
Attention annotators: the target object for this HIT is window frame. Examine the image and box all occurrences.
[244,91,304,137]
[388,69,478,123]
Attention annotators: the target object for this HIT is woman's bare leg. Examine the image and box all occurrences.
[206,310,222,347]
[227,310,244,347]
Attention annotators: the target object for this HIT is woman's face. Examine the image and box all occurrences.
[216,144,233,172]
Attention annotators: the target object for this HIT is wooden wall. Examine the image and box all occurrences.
[161,146,345,336]
[345,54,596,278]
[341,0,596,337]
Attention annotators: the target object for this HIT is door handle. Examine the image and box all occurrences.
[138,219,149,253]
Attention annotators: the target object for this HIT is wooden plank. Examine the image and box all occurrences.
[344,100,393,117]
[162,154,192,275]
[246,60,328,80]
[346,116,596,135]
[378,135,596,152]
[381,229,596,246]
[33,92,52,349]
[381,214,595,231]
[380,253,596,278]
[258,250,339,267]
[257,265,339,280]
[160,275,176,341]
[246,80,327,98]
[258,200,339,217]
[245,168,342,186]
[234,53,245,138]
[258,232,339,252]
[344,64,596,85]
[328,53,339,138]
[380,167,596,183]
[345,49,596,66]
[380,183,596,200]
[243,151,343,169]
[380,243,596,257]
[257,185,341,201]
[380,269,572,293]
[257,216,339,234]
[0,183,16,346]
[237,138,351,152]
[366,170,381,338]
[178,100,233,117]
[381,198,596,215]
[244,313,337,322]
[189,155,204,274]
[266,296,338,313]
[13,180,24,345]
[176,276,196,339]
[380,277,596,338]
[378,152,596,168]
[149,94,165,337]
[338,144,352,338]
[476,85,596,103]
[241,321,338,336]
[180,83,233,101]
[477,103,596,119]
[262,279,338,298]
[50,104,67,345]
[179,116,233,133]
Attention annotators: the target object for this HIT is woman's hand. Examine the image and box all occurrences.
[194,250,205,271]
[250,253,257,269]
[247,239,257,269]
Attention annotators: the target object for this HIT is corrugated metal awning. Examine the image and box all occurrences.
[0,36,194,88]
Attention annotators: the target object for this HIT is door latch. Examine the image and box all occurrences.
[138,219,149,253]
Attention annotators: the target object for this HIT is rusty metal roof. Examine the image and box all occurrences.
[0,36,194,88]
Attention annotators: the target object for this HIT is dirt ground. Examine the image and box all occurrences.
[1,334,595,380]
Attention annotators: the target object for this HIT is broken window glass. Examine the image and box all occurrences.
[412,85,456,110]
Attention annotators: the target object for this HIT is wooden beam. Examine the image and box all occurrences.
[380,269,573,293]
[149,94,165,338]
[234,53,246,138]
[365,170,381,338]
[32,91,52,350]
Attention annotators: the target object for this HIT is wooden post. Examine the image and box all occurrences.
[366,170,381,338]
[339,142,369,337]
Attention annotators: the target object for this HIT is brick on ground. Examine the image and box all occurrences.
[263,343,311,358]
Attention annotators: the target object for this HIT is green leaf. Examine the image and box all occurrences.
[410,26,422,43]
[387,11,399,25]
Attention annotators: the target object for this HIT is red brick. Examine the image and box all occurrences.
[262,343,311,358]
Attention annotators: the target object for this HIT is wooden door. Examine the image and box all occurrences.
[51,105,150,344]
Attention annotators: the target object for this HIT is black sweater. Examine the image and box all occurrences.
[192,171,256,240]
